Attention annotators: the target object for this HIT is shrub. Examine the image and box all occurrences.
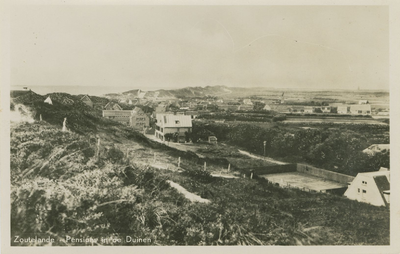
[106,147,124,164]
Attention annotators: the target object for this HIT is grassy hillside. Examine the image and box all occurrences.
[10,95,390,246]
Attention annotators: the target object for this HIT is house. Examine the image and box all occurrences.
[44,96,53,105]
[218,104,239,111]
[80,95,93,108]
[155,114,192,142]
[320,106,331,113]
[349,104,371,115]
[304,106,313,113]
[289,106,312,114]
[359,100,369,104]
[103,110,132,124]
[102,102,131,124]
[263,104,271,111]
[269,105,291,114]
[344,170,390,207]
[238,104,253,111]
[289,106,305,114]
[129,107,150,130]
[362,144,390,156]
[243,99,253,105]
[208,136,218,144]
[337,105,349,114]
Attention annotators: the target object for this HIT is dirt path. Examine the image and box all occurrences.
[166,180,210,203]
[238,150,287,165]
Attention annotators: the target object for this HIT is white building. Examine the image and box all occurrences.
[337,105,349,114]
[344,170,390,207]
[155,114,192,142]
[349,104,371,115]
[362,144,390,156]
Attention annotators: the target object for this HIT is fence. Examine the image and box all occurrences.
[243,164,297,175]
[296,164,355,185]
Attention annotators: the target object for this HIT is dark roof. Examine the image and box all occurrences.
[374,175,390,207]
[374,175,390,192]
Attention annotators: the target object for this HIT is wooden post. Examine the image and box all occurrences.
[96,137,101,159]
[250,173,253,179]
[228,163,230,172]
[243,174,246,178]
[178,157,181,168]
[39,114,42,121]
[204,161,206,171]
[153,153,156,163]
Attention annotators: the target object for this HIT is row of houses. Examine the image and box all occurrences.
[287,104,372,115]
[102,102,150,130]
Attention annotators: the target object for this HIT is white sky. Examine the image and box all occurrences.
[10,5,389,90]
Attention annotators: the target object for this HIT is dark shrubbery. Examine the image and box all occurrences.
[192,121,389,175]
[105,147,125,164]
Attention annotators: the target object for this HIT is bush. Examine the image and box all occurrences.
[105,147,124,164]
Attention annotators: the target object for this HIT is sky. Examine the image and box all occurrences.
[10,5,389,90]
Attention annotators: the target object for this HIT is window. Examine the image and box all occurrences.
[362,190,367,194]
[358,110,362,114]
[358,188,360,193]
[362,181,367,185]
[175,120,180,124]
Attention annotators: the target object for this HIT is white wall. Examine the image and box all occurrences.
[344,175,386,206]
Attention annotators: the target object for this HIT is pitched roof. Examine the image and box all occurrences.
[156,114,192,128]
[104,102,122,110]
[374,175,390,192]
[80,94,92,102]
[357,170,390,179]
[374,175,390,207]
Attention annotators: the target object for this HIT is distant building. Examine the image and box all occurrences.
[269,105,290,114]
[103,102,131,124]
[359,100,369,104]
[320,106,331,113]
[208,136,218,144]
[44,96,53,105]
[218,105,239,111]
[362,144,390,156]
[80,95,93,108]
[263,104,271,111]
[289,106,305,114]
[243,99,253,105]
[337,105,349,114]
[129,107,150,130]
[238,104,253,111]
[344,170,390,207]
[349,104,371,115]
[155,114,192,142]
[304,106,313,113]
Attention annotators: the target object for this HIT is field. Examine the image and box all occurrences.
[260,172,347,192]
